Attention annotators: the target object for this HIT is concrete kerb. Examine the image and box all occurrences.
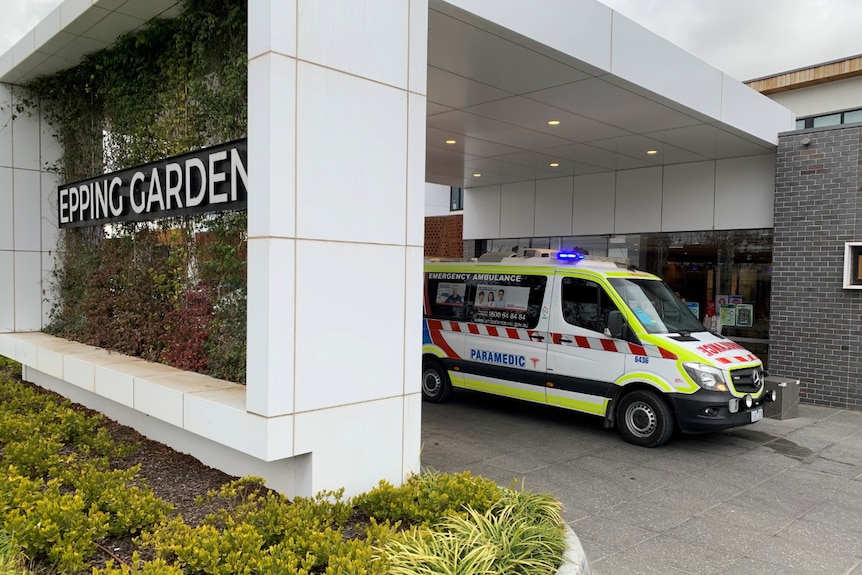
[557,525,591,575]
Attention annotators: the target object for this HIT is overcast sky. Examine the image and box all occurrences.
[2,0,862,81]
[599,0,862,80]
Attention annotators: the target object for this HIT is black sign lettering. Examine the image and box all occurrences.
[58,138,247,228]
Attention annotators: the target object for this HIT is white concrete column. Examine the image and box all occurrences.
[0,84,60,334]
[247,0,427,495]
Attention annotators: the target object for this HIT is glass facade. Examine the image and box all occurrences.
[473,229,773,366]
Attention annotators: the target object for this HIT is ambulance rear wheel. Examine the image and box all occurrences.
[422,360,453,403]
[617,390,674,447]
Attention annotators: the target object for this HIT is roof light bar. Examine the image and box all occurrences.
[557,251,585,261]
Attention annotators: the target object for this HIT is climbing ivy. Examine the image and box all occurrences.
[26,0,248,383]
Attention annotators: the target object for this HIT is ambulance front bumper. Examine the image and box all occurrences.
[669,388,776,434]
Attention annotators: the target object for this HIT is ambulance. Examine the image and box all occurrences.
[422,249,775,447]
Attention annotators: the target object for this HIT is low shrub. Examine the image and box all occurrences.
[0,366,566,575]
[356,471,505,525]
[383,496,566,575]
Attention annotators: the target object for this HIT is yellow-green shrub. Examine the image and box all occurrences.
[59,462,173,537]
[2,479,109,573]
[356,471,504,525]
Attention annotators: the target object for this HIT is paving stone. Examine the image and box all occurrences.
[421,397,862,575]
[802,498,862,533]
[775,519,862,557]
[700,502,794,534]
[719,557,824,575]
[599,499,690,532]
[572,515,659,553]
[746,533,861,574]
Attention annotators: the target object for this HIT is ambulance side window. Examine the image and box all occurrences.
[468,275,547,329]
[561,277,618,334]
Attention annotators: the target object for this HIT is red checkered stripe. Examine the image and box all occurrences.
[430,319,540,341]
[715,354,758,364]
[426,320,677,360]
[550,332,677,360]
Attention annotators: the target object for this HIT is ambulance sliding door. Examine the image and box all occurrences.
[424,275,467,385]
[460,273,549,404]
[546,274,624,416]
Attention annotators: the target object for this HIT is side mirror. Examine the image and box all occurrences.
[607,310,625,339]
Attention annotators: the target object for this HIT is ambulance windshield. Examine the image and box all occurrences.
[609,278,705,335]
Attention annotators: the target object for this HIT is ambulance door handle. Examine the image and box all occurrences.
[530,333,544,341]
[558,337,572,343]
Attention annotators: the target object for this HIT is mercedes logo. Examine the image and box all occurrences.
[752,369,762,388]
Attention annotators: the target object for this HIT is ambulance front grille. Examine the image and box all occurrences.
[730,367,763,393]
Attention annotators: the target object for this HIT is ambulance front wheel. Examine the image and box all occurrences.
[422,360,453,403]
[617,390,674,447]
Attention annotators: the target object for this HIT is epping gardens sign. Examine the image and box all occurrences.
[58,139,248,228]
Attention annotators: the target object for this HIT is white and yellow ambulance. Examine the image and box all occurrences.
[422,249,775,447]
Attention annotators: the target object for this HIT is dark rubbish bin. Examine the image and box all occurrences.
[763,376,800,420]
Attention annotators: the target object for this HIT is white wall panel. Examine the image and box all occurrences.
[661,161,715,232]
[247,53,296,239]
[13,169,41,252]
[0,85,11,168]
[298,0,409,89]
[41,251,56,328]
[296,63,407,245]
[611,13,722,120]
[246,238,295,417]
[248,0,296,59]
[425,183,451,216]
[500,181,535,238]
[463,185,501,239]
[39,114,62,171]
[769,76,862,118]
[294,241,406,412]
[40,172,59,254]
[11,90,40,171]
[404,246,424,396]
[408,0,429,95]
[715,154,775,230]
[13,251,41,331]
[446,0,613,73]
[294,397,404,496]
[535,177,573,236]
[614,167,662,234]
[0,251,13,333]
[0,167,12,250]
[406,93,427,246]
[721,75,793,145]
[402,392,422,477]
[572,172,615,235]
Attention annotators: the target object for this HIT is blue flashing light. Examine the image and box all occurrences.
[557,251,585,261]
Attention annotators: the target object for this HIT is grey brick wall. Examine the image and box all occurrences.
[772,126,862,408]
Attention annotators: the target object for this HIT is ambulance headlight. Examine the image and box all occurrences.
[682,363,728,392]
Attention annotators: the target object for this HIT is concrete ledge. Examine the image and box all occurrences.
[0,332,294,462]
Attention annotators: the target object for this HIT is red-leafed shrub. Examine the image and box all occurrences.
[161,287,214,373]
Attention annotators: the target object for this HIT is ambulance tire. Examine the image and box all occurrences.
[617,390,674,447]
[422,360,453,403]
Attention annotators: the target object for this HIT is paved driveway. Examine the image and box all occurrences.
[421,390,862,575]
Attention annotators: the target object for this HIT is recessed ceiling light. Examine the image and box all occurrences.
[646,150,658,155]
[472,173,482,177]
[445,139,457,145]
[549,162,560,167]
[547,120,561,126]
